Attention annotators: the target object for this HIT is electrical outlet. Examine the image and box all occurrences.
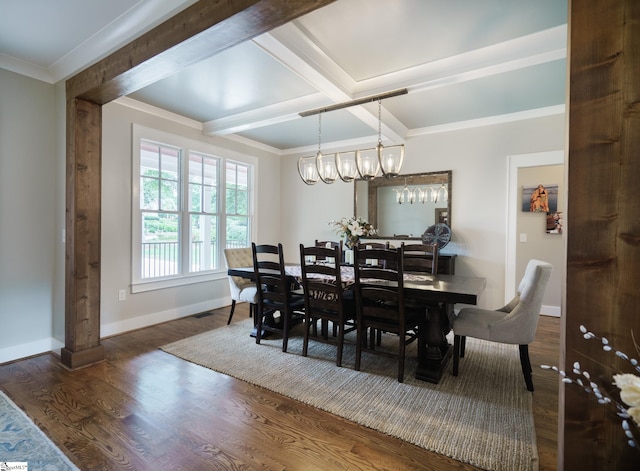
[519,233,527,243]
[118,289,126,301]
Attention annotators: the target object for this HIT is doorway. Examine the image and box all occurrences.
[506,151,564,316]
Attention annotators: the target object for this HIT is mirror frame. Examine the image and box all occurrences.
[354,170,452,240]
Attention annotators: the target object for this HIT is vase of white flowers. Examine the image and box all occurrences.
[329,216,378,249]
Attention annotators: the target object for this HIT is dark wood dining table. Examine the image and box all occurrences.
[227,264,486,383]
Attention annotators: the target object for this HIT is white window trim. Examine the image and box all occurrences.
[131,123,257,293]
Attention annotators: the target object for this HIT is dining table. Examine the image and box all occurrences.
[227,264,486,383]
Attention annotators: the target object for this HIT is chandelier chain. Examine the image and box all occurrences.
[377,99,382,145]
[317,113,322,154]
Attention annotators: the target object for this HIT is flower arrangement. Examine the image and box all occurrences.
[329,216,378,249]
[541,325,640,448]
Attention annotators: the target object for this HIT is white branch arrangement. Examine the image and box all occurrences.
[541,325,640,449]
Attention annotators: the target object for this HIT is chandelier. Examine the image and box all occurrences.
[297,89,407,185]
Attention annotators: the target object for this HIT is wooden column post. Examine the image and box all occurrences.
[61,98,104,369]
[563,0,640,468]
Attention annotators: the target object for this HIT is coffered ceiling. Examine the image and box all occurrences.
[0,0,568,155]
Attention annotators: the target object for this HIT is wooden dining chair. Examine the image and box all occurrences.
[299,244,356,367]
[353,245,425,382]
[252,243,305,352]
[356,241,390,268]
[314,240,343,262]
[401,242,439,274]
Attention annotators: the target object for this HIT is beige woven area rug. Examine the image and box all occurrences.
[161,318,538,471]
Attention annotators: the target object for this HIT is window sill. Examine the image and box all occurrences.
[131,270,227,294]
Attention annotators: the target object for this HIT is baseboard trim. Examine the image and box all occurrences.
[2,297,232,365]
[100,296,231,338]
[541,304,561,317]
[0,337,65,365]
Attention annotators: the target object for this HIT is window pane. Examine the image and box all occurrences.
[189,152,219,215]
[160,180,178,210]
[236,165,248,190]
[189,214,218,272]
[140,143,160,173]
[227,216,249,248]
[236,190,248,215]
[161,148,179,181]
[203,158,217,186]
[141,176,159,210]
[142,212,179,278]
[225,161,250,217]
[226,162,237,187]
[225,188,235,213]
[208,187,217,212]
[189,183,201,212]
[188,155,202,184]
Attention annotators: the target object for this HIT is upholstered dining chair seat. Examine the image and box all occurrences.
[452,306,530,344]
[223,247,258,325]
[452,259,553,391]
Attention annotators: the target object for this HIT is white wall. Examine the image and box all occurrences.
[280,114,566,310]
[0,69,59,362]
[100,101,282,337]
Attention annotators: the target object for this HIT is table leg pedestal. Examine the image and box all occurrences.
[415,304,453,383]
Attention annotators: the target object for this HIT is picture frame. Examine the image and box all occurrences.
[522,184,559,213]
[546,212,564,234]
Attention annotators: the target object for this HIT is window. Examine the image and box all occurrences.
[188,151,219,273]
[225,161,250,249]
[140,142,181,278]
[132,125,254,291]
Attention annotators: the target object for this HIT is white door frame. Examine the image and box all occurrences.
[505,150,564,308]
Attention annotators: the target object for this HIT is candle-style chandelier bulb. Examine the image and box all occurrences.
[376,99,404,178]
[314,113,338,184]
[336,150,360,182]
[355,147,380,181]
[297,155,319,185]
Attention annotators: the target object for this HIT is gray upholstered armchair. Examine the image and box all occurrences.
[452,259,553,391]
[223,247,258,325]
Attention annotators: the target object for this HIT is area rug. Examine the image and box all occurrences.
[0,390,79,470]
[161,319,538,471]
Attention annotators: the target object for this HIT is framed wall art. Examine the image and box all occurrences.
[522,183,559,213]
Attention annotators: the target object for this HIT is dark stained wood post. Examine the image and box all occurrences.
[61,98,104,368]
[563,0,640,468]
[61,0,336,369]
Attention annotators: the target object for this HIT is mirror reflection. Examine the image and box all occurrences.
[354,170,452,239]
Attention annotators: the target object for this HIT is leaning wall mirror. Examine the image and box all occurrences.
[354,170,452,239]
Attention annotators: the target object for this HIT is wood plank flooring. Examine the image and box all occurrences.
[0,305,559,470]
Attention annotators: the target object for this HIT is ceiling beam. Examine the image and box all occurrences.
[66,0,338,104]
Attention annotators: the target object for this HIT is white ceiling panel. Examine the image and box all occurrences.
[128,41,320,122]
[385,59,567,128]
[294,0,568,81]
[0,0,140,67]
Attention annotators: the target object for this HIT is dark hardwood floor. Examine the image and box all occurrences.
[0,305,559,470]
